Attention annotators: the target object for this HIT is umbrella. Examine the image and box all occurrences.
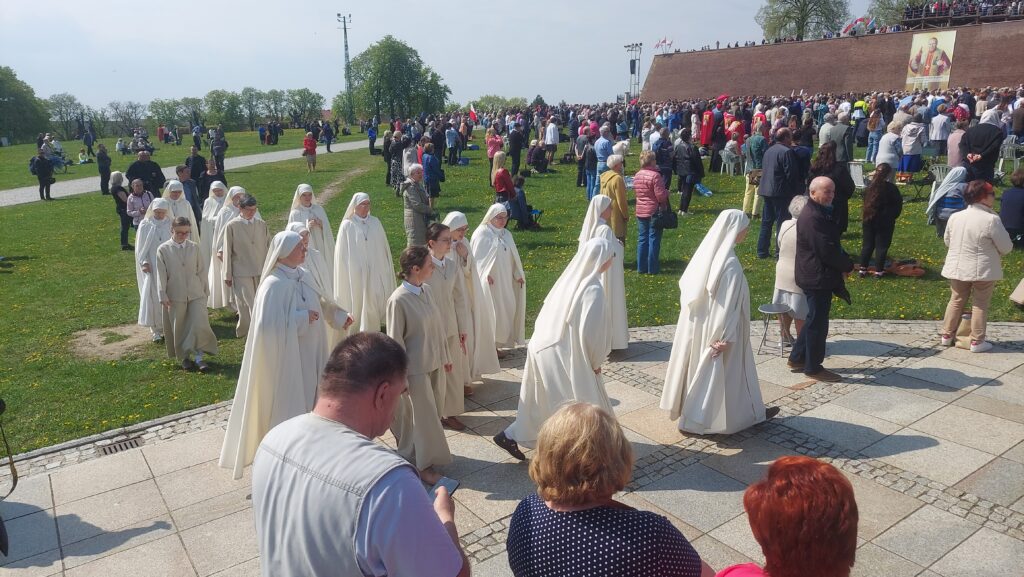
[899,95,914,108]
[717,93,729,103]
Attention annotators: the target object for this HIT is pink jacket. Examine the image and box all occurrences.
[633,168,669,218]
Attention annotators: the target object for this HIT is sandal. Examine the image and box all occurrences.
[493,431,526,461]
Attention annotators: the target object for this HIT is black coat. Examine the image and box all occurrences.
[125,159,166,195]
[795,200,854,301]
[672,140,704,180]
[185,154,207,181]
[960,123,1004,173]
[808,163,856,233]
[758,143,801,198]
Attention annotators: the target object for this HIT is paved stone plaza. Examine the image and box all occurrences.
[2,320,1023,576]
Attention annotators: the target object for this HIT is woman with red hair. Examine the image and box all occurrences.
[716,456,859,577]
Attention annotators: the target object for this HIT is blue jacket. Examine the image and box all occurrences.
[423,153,442,186]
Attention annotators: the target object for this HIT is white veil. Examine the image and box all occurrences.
[679,210,750,307]
[578,195,612,245]
[343,192,371,221]
[260,231,303,284]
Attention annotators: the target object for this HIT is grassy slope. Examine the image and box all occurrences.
[0,141,1021,453]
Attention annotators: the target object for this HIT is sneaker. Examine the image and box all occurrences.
[939,333,954,346]
[873,271,884,279]
[807,368,842,382]
[858,269,867,279]
[677,210,687,216]
[970,340,993,353]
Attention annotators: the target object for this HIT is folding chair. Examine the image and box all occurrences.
[849,161,867,189]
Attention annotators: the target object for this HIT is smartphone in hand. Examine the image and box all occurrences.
[428,476,460,501]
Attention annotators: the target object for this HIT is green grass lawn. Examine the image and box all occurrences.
[0,125,380,190]
[1,141,1021,454]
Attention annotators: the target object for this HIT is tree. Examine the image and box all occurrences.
[531,94,547,108]
[148,98,184,128]
[755,0,850,40]
[46,93,85,139]
[240,87,264,130]
[286,88,325,125]
[179,97,206,127]
[472,95,528,113]
[0,66,49,143]
[107,101,148,136]
[83,105,112,138]
[868,0,910,26]
[204,90,245,130]
[330,91,353,123]
[344,35,450,121]
[261,89,287,122]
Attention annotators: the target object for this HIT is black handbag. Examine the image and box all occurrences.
[653,205,678,230]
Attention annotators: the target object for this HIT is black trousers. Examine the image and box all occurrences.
[368,138,376,154]
[576,158,586,187]
[214,154,225,173]
[510,151,521,176]
[38,176,51,200]
[789,288,833,375]
[118,211,132,247]
[100,168,111,195]
[678,176,695,213]
[859,222,895,271]
[447,146,459,165]
[193,135,201,150]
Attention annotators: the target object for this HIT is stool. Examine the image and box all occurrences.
[757,303,792,357]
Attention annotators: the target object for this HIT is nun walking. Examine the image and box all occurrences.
[471,204,526,357]
[333,192,395,335]
[208,186,254,309]
[199,181,227,270]
[287,183,335,289]
[163,180,200,242]
[426,222,469,430]
[286,221,354,349]
[443,211,500,392]
[494,238,617,459]
[578,195,630,350]
[220,231,330,480]
[660,210,776,435]
[136,199,173,341]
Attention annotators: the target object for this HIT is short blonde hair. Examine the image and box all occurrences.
[639,150,657,168]
[529,403,633,507]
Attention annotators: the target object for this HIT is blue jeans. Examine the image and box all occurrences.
[757,196,790,258]
[585,169,598,201]
[866,132,881,163]
[636,217,663,274]
[789,289,833,375]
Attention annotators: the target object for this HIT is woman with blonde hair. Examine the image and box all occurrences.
[485,126,504,170]
[491,150,515,203]
[506,403,711,577]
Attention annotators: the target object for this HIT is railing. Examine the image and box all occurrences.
[901,4,1024,28]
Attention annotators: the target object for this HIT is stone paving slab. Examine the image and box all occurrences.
[1,321,1023,576]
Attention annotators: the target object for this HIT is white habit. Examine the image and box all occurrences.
[579,195,630,350]
[660,210,765,435]
[470,204,526,349]
[199,181,227,274]
[135,199,172,331]
[504,238,616,447]
[288,183,335,291]
[333,193,395,335]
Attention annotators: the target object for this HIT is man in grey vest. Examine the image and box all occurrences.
[252,332,470,577]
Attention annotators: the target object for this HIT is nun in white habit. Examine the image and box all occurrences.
[136,198,173,340]
[163,180,200,242]
[470,204,526,352]
[443,211,500,386]
[286,221,354,348]
[199,180,227,270]
[660,209,770,435]
[333,192,395,335]
[495,238,617,458]
[219,231,326,480]
[208,186,254,309]
[578,195,630,350]
[288,183,334,284]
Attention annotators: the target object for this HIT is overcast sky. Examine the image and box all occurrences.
[1,0,870,109]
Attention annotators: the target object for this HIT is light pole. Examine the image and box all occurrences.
[624,43,643,101]
[337,13,354,126]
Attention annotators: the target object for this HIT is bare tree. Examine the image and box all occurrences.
[756,0,850,40]
[107,100,148,136]
[46,93,85,139]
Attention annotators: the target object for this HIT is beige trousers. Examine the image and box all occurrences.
[163,298,219,362]
[742,182,761,216]
[942,279,995,342]
[231,276,258,338]
[391,370,452,471]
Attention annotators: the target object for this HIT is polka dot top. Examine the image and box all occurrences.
[507,493,704,577]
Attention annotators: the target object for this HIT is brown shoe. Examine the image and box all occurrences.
[181,359,196,371]
[463,385,474,397]
[441,417,466,431]
[787,359,805,371]
[807,368,842,382]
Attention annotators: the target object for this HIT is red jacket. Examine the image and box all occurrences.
[493,168,515,199]
[303,137,317,155]
[633,168,669,218]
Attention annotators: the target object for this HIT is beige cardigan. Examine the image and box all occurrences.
[941,204,1013,282]
[774,219,802,294]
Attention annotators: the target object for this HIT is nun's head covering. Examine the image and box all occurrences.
[285,221,309,236]
[209,181,227,196]
[260,230,304,282]
[442,211,469,231]
[678,209,750,307]
[529,237,616,351]
[344,192,371,221]
[163,179,184,197]
[291,183,316,210]
[145,197,172,221]
[579,195,612,245]
[477,203,509,233]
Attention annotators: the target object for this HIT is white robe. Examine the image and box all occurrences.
[135,217,171,329]
[660,256,765,434]
[208,206,238,309]
[219,265,322,480]
[333,215,394,336]
[166,195,200,242]
[199,195,225,275]
[470,225,526,348]
[585,224,629,350]
[453,239,500,379]
[505,280,612,447]
[288,204,334,289]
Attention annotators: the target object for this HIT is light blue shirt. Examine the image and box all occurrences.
[595,137,613,163]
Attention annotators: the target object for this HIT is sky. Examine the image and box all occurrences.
[1,0,871,110]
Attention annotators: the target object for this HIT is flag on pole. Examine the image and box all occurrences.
[469,103,477,122]
[654,38,662,49]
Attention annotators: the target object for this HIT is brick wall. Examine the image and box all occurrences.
[640,21,1024,101]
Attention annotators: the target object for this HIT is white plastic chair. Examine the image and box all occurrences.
[849,161,867,189]
[929,164,952,199]
[719,149,739,176]
[998,136,1022,174]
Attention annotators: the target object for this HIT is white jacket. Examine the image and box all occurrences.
[942,204,1014,282]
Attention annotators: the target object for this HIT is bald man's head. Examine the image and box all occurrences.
[809,176,835,207]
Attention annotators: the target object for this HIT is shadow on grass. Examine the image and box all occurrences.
[0,255,38,274]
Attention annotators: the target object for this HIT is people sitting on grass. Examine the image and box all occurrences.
[526,139,548,174]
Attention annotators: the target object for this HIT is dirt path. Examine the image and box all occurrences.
[69,324,154,361]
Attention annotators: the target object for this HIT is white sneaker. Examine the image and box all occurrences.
[939,334,953,346]
[970,340,993,353]
[677,210,687,216]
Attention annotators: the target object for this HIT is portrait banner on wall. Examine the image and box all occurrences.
[906,30,956,91]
